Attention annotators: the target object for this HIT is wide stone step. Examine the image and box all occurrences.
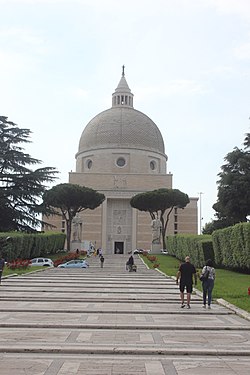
[0,343,250,356]
[0,322,247,330]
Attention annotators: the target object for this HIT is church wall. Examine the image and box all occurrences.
[105,198,132,254]
[80,205,102,248]
[69,172,172,191]
[43,185,197,251]
[76,148,167,175]
[136,211,152,250]
[173,199,198,234]
[42,214,65,234]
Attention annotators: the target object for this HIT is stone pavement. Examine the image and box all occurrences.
[0,254,250,374]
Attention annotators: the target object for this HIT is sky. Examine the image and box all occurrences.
[1,0,250,233]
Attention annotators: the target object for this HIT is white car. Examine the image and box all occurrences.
[133,249,150,255]
[30,257,54,267]
[160,249,168,255]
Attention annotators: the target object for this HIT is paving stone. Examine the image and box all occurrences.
[0,254,250,374]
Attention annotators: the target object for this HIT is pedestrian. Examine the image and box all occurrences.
[200,259,215,309]
[126,255,134,272]
[98,248,103,257]
[176,256,197,309]
[100,255,104,268]
[0,253,5,285]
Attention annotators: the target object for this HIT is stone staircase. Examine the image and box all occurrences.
[0,254,249,374]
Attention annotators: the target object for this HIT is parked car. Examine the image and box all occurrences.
[161,249,168,255]
[57,259,89,268]
[30,258,54,267]
[133,249,150,255]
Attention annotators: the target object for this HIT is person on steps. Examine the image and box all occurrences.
[201,259,215,309]
[176,256,197,309]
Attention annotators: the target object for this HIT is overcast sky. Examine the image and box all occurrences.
[1,0,250,231]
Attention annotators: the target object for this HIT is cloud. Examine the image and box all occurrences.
[166,80,209,95]
[70,88,89,99]
[0,27,48,55]
[46,86,89,102]
[206,0,250,20]
[0,50,29,74]
[135,79,209,102]
[233,42,250,60]
[0,0,120,5]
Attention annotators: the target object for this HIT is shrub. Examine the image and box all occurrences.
[166,234,214,267]
[7,259,31,270]
[212,222,250,271]
[147,255,157,262]
[0,232,66,261]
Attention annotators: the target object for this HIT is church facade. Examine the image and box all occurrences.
[65,69,198,254]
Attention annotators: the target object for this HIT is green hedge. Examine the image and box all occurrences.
[0,232,66,261]
[167,223,250,271]
[167,234,214,268]
[212,222,250,271]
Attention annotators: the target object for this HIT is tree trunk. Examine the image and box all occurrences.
[161,207,174,250]
[66,220,71,251]
[160,216,166,250]
[161,221,167,250]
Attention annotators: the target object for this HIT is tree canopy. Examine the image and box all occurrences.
[130,188,190,249]
[0,116,58,232]
[43,183,105,250]
[212,132,250,227]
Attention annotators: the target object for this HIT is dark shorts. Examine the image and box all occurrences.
[180,282,193,293]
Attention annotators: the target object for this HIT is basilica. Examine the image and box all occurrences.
[64,67,198,254]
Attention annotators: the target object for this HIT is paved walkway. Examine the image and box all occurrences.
[0,254,250,374]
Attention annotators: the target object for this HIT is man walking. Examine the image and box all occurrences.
[176,256,197,309]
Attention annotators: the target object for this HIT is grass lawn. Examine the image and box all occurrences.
[3,266,46,277]
[142,254,250,313]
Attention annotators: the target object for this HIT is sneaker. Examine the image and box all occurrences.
[202,305,206,308]
[208,305,211,309]
[186,305,191,309]
[181,303,185,308]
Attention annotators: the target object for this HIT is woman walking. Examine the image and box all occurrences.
[200,259,215,309]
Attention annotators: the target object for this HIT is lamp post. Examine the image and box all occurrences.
[198,192,203,235]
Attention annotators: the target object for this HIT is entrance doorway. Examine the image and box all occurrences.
[114,242,124,254]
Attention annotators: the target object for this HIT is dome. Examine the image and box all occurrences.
[77,67,166,157]
[78,107,165,155]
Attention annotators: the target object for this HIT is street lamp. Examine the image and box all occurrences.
[198,192,203,235]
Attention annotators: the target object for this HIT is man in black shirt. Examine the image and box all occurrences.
[176,256,197,309]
